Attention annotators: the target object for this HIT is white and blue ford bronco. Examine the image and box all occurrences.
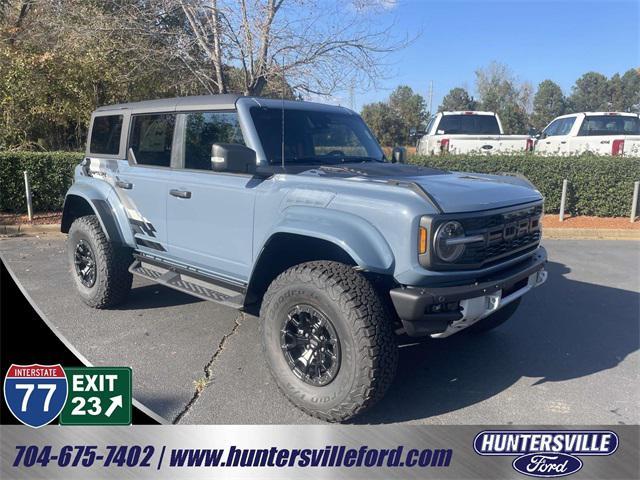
[62,95,547,421]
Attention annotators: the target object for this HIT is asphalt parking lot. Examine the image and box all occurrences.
[1,234,638,425]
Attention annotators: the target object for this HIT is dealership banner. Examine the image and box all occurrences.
[0,425,637,479]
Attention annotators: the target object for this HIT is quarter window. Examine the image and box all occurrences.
[184,112,245,170]
[90,115,123,155]
[129,114,176,167]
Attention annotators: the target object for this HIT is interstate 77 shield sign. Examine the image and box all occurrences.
[3,364,68,428]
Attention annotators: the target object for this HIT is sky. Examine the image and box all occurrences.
[341,0,640,112]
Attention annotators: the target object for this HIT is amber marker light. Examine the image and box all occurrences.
[418,226,428,254]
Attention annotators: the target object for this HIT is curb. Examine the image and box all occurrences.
[0,224,63,237]
[543,228,640,240]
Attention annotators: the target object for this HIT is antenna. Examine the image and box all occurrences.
[349,84,355,110]
[281,56,285,170]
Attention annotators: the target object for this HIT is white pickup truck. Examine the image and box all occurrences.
[535,112,640,156]
[415,111,533,156]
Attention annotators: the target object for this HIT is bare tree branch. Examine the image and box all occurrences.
[119,0,412,97]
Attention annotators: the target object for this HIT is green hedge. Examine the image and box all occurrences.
[1,151,638,217]
[410,154,640,217]
[0,151,84,212]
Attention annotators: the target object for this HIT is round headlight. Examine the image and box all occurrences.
[435,221,465,262]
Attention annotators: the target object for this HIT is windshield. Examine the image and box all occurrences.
[437,114,501,135]
[250,106,385,165]
[578,115,640,136]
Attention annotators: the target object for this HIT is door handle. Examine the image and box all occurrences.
[170,189,192,199]
[116,180,133,190]
[560,141,567,144]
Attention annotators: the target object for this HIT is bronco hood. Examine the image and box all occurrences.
[306,162,542,213]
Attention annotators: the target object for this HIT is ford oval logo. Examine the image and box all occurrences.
[513,452,583,478]
[481,144,493,150]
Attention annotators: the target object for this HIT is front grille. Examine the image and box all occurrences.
[458,204,542,267]
[462,230,541,265]
[426,203,543,270]
[459,204,542,231]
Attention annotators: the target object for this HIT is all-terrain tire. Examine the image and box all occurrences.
[67,215,133,308]
[468,298,522,333]
[260,261,398,422]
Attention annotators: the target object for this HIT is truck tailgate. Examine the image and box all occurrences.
[624,136,640,156]
[446,135,530,154]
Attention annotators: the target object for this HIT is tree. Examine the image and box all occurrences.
[568,72,610,112]
[438,87,478,112]
[388,85,426,143]
[619,69,640,112]
[475,61,529,134]
[608,73,625,111]
[0,0,190,149]
[360,102,404,146]
[121,0,409,97]
[530,80,566,130]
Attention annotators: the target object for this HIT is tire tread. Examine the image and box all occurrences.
[260,261,397,422]
[69,215,132,309]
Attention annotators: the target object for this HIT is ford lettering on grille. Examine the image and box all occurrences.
[456,204,542,267]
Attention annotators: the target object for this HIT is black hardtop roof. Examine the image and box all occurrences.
[94,94,354,115]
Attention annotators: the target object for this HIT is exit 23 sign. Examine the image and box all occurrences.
[59,367,132,425]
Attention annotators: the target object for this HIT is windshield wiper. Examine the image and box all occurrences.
[272,155,384,165]
[271,157,326,165]
[338,156,384,163]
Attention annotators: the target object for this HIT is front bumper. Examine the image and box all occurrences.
[389,247,547,337]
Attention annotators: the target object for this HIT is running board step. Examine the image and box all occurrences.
[129,259,245,308]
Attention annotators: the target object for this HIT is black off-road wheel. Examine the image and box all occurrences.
[260,261,398,422]
[468,298,522,333]
[67,215,133,309]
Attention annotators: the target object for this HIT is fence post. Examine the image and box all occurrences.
[632,181,639,223]
[23,170,33,222]
[559,179,568,222]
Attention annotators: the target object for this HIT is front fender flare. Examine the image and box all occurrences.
[62,178,136,247]
[260,206,395,274]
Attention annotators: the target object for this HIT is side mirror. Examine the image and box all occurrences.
[409,128,425,138]
[211,144,256,174]
[391,146,406,164]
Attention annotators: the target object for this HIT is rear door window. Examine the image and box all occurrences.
[129,114,176,167]
[90,115,123,155]
[544,117,575,137]
[543,119,561,137]
[556,117,575,135]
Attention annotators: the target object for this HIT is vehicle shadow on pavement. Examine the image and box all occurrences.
[354,260,640,424]
[116,284,203,310]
